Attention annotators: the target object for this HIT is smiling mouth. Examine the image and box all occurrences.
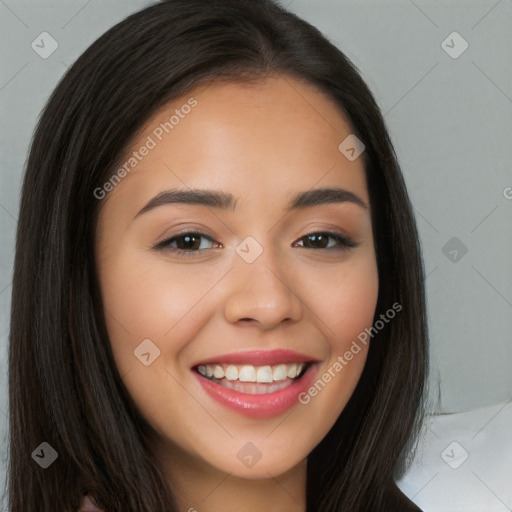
[193,362,312,394]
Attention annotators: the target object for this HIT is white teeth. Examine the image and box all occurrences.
[225,365,238,381]
[197,362,307,383]
[239,365,257,382]
[256,366,273,383]
[287,363,298,379]
[273,364,287,381]
[220,379,294,394]
[213,365,225,379]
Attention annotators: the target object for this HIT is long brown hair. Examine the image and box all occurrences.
[8,1,428,510]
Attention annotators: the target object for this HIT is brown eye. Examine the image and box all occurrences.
[173,233,202,251]
[154,231,218,255]
[295,232,357,250]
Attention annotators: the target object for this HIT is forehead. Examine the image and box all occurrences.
[99,74,369,217]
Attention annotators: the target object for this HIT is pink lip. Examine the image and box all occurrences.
[192,349,317,367]
[193,362,319,419]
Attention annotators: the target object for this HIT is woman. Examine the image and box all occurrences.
[8,1,428,510]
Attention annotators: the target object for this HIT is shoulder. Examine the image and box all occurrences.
[382,483,423,512]
[78,493,104,512]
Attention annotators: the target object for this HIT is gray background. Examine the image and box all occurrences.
[1,0,511,508]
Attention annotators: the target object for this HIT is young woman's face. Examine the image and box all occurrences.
[95,74,379,481]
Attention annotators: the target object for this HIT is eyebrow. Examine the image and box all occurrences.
[134,186,368,219]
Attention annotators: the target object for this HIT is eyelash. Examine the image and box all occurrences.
[154,230,358,257]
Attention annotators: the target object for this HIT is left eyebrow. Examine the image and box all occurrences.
[289,187,368,210]
[133,186,368,220]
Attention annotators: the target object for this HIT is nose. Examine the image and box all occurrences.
[222,242,304,330]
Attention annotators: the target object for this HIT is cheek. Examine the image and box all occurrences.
[96,247,226,376]
[294,249,378,428]
[305,248,379,349]
[96,251,218,437]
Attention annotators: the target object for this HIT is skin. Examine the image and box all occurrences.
[95,73,379,512]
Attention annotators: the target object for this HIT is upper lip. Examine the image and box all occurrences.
[192,349,320,368]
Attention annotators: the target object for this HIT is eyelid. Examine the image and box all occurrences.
[293,232,358,249]
[153,229,358,256]
[153,230,218,252]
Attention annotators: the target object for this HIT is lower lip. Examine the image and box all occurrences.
[194,364,318,418]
